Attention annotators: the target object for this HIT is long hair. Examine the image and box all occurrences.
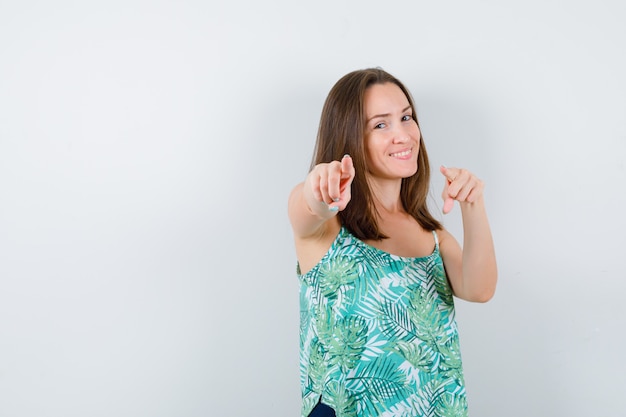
[310,68,442,240]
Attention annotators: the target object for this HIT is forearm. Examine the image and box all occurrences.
[288,182,338,239]
[459,197,498,302]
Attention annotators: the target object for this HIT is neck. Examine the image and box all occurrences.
[368,176,404,214]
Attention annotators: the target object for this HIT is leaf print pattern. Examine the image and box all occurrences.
[436,391,468,417]
[318,256,360,298]
[379,300,418,342]
[298,227,467,417]
[325,380,358,417]
[347,356,409,410]
[395,340,438,373]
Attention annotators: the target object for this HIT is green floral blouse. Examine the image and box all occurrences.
[298,226,467,417]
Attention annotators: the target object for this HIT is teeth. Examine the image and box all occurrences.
[391,150,411,157]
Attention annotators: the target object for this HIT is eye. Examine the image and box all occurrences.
[402,114,413,122]
[374,122,387,129]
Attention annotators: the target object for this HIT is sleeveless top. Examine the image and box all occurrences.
[298,226,467,417]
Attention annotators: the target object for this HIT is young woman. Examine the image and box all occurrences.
[288,68,497,417]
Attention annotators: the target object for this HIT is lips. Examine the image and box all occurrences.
[389,149,411,158]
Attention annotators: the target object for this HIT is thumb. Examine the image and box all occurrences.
[442,196,455,214]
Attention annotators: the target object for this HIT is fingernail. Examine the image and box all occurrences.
[332,198,340,202]
[343,154,350,159]
[328,205,339,212]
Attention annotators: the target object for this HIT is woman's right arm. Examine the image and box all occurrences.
[288,155,355,239]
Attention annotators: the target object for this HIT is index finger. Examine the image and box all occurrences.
[439,165,458,183]
[341,154,355,179]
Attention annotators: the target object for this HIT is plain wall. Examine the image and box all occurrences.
[1,0,625,416]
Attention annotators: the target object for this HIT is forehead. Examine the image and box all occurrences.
[363,82,410,114]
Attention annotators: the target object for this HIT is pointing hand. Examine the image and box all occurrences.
[306,155,356,215]
[440,165,484,214]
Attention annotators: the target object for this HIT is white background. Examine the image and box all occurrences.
[1,0,625,416]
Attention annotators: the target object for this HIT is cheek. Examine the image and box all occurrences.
[364,135,382,158]
[414,124,421,139]
[414,129,421,150]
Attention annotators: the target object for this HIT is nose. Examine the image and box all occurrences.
[392,124,411,144]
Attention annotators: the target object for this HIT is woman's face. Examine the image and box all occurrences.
[363,82,421,181]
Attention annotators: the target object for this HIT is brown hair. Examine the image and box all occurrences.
[311,68,442,240]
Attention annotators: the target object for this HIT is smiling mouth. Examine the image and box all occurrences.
[390,149,411,157]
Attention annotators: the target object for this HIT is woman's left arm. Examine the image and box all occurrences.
[437,166,498,303]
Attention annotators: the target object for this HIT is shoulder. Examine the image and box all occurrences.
[436,227,454,245]
[293,217,342,275]
[287,182,305,212]
[436,228,462,260]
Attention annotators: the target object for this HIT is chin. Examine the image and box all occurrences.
[401,165,419,178]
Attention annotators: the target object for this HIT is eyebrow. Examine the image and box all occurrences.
[366,105,412,123]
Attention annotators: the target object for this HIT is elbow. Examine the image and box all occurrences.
[472,264,498,303]
[460,271,498,303]
[471,287,496,303]
[455,285,496,303]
